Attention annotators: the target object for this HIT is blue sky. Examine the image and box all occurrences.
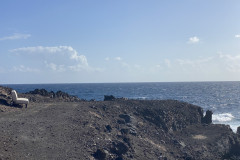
[0,0,240,84]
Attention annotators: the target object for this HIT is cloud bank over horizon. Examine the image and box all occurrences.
[10,46,92,72]
[1,48,240,83]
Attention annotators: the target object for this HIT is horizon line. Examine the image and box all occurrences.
[1,80,240,85]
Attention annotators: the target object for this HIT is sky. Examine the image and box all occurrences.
[0,0,240,84]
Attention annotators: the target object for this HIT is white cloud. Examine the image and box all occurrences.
[188,36,200,44]
[115,57,122,61]
[121,62,130,68]
[235,35,240,38]
[10,46,88,66]
[105,57,110,61]
[0,33,31,41]
[11,46,61,53]
[164,59,171,68]
[219,53,240,72]
[149,64,162,73]
[10,46,96,72]
[44,61,66,72]
[12,65,39,72]
[176,57,213,67]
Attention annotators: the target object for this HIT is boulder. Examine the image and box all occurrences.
[26,88,81,102]
[119,114,131,123]
[0,86,13,106]
[110,141,129,156]
[237,127,240,135]
[93,149,107,160]
[202,110,213,124]
[104,95,116,101]
[27,89,50,96]
[105,125,112,132]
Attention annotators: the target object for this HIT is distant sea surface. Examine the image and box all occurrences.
[3,82,240,132]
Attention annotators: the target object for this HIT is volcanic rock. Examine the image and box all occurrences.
[237,127,240,135]
[202,110,213,124]
[0,85,240,160]
[104,95,116,101]
[93,149,107,160]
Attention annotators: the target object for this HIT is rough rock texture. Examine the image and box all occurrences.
[0,86,240,160]
[25,88,83,102]
[0,86,12,106]
[202,110,213,124]
[104,95,116,101]
[237,127,240,135]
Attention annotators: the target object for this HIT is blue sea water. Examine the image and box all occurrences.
[3,82,240,132]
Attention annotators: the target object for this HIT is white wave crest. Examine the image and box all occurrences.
[212,113,235,122]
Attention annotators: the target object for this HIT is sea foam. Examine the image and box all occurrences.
[212,113,235,122]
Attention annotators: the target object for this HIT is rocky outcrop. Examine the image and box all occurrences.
[104,95,128,101]
[25,88,82,102]
[237,127,240,135]
[0,86,12,106]
[202,110,213,124]
[136,100,203,132]
[104,95,116,101]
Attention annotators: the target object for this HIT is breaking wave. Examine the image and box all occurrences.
[212,113,235,122]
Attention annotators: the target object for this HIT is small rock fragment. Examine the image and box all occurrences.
[93,149,107,160]
[110,141,129,156]
[119,114,131,123]
[105,125,112,132]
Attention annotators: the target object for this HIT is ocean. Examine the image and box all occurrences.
[3,82,240,132]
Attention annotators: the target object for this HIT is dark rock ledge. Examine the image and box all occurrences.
[25,88,83,102]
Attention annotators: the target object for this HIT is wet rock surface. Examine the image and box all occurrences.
[0,86,240,159]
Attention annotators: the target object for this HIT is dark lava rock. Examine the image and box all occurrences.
[93,149,107,160]
[1,86,240,160]
[110,141,129,156]
[119,114,131,123]
[25,88,81,102]
[137,100,203,132]
[123,136,131,146]
[105,125,112,132]
[117,119,126,124]
[202,110,213,124]
[27,89,50,96]
[0,99,10,106]
[237,127,240,135]
[0,86,13,106]
[120,128,129,135]
[115,157,123,160]
[104,95,116,101]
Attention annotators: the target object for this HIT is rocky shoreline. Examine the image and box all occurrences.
[0,86,240,159]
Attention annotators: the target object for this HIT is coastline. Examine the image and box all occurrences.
[1,86,240,159]
[3,82,240,133]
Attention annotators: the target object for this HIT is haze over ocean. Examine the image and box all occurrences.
[4,81,240,132]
